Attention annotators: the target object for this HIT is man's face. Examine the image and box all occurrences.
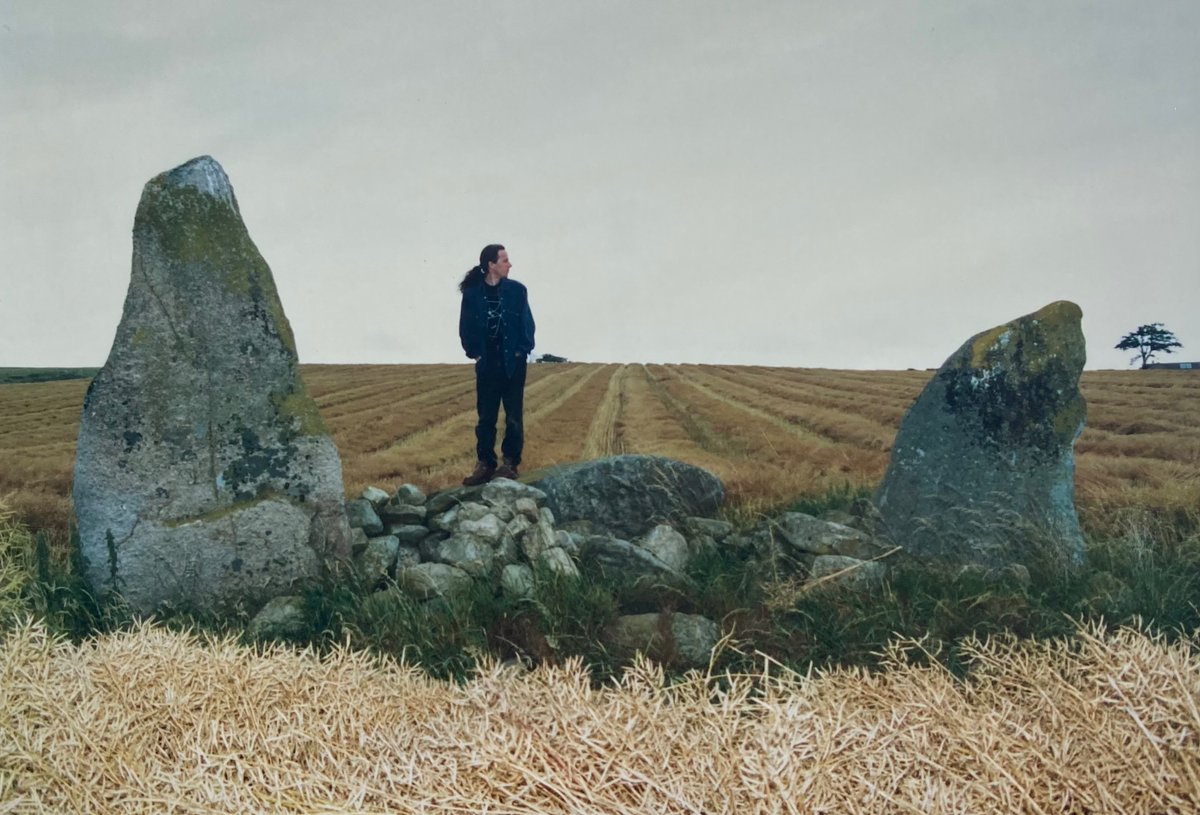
[490,249,511,279]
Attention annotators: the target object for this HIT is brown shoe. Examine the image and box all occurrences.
[462,460,496,486]
[494,462,519,480]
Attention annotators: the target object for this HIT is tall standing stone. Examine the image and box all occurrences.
[73,156,349,615]
[874,301,1087,568]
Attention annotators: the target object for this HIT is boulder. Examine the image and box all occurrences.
[457,514,506,545]
[637,525,690,573]
[576,536,694,593]
[501,563,535,598]
[429,501,491,533]
[531,455,725,538]
[482,478,547,506]
[72,156,349,615]
[345,499,384,536]
[392,483,426,506]
[685,517,733,541]
[808,555,887,592]
[360,486,390,507]
[426,485,486,515]
[395,545,421,571]
[874,301,1087,568]
[378,501,426,526]
[247,595,308,640]
[388,524,431,548]
[537,546,579,578]
[520,517,557,561]
[769,512,886,560]
[603,612,720,669]
[397,563,472,600]
[431,535,495,578]
[358,535,399,583]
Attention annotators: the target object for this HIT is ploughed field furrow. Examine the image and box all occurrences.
[527,364,623,467]
[673,366,901,450]
[735,366,928,408]
[342,365,601,491]
[722,367,924,416]
[643,366,750,457]
[581,364,629,460]
[610,366,741,483]
[697,366,912,431]
[318,376,478,426]
[1077,433,1200,465]
[643,365,890,507]
[307,366,470,414]
[351,365,591,456]
[648,365,888,473]
[370,364,611,492]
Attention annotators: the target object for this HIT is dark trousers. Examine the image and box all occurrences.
[474,355,526,466]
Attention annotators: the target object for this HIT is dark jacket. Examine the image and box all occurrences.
[459,278,536,376]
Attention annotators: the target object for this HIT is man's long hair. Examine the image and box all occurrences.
[458,244,505,293]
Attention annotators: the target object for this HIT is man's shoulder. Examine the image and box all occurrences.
[502,279,528,294]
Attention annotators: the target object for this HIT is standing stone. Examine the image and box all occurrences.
[874,301,1087,568]
[73,156,350,615]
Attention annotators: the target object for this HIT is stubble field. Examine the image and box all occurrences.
[1,363,1198,537]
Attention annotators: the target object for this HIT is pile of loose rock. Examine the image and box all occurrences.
[321,459,900,668]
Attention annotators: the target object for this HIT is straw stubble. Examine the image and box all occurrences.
[1,621,1196,814]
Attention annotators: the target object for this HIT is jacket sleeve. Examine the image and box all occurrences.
[459,293,474,358]
[522,289,536,353]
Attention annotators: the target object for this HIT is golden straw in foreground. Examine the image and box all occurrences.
[1,621,1197,814]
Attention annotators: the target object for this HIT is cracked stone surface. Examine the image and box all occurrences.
[73,156,349,614]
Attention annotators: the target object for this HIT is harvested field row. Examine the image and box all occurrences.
[2,620,1195,814]
[674,365,901,448]
[1,365,1197,535]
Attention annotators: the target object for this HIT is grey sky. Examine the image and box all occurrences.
[2,1,1197,370]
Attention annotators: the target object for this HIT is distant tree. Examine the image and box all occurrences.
[1115,323,1183,368]
[536,353,569,363]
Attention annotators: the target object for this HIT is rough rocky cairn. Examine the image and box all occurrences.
[874,300,1087,569]
[250,455,892,669]
[74,156,350,615]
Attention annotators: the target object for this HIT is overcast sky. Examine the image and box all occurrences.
[2,1,1197,370]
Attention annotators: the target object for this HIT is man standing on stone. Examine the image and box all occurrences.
[458,244,536,485]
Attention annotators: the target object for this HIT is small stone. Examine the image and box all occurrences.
[539,506,556,526]
[359,535,400,582]
[418,531,448,562]
[521,518,556,561]
[501,564,535,598]
[809,555,887,591]
[396,545,421,570]
[770,512,884,560]
[432,534,495,578]
[637,525,690,573]
[345,499,385,536]
[603,612,720,669]
[537,546,579,578]
[388,524,432,547]
[248,595,308,640]
[393,483,427,506]
[429,501,491,532]
[686,517,733,540]
[379,501,427,525]
[360,486,391,507]
[495,535,520,567]
[458,514,506,545]
[555,529,580,557]
[482,479,548,506]
[397,563,472,600]
[514,497,540,521]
